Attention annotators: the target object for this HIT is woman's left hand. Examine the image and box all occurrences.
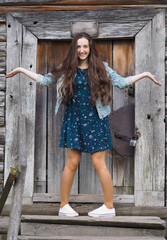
[146,72,161,86]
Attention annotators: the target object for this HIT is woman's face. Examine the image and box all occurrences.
[77,37,90,61]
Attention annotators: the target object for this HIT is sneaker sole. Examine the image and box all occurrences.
[58,212,79,217]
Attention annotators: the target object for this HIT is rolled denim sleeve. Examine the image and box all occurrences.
[103,62,133,89]
[36,73,56,86]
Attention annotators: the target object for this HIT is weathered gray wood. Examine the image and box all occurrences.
[33,193,134,203]
[17,236,166,240]
[135,10,165,206]
[71,22,98,38]
[21,224,165,237]
[5,13,37,199]
[21,215,165,237]
[0,167,19,214]
[21,215,165,228]
[0,128,5,145]
[7,115,27,240]
[0,75,5,91]
[3,203,167,218]
[11,8,161,40]
[99,21,148,39]
[0,216,9,234]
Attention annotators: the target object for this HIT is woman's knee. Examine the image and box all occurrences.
[65,148,81,172]
[91,150,106,171]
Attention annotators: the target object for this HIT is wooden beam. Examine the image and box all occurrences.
[134,10,165,206]
[0,0,167,6]
[33,193,134,204]
[0,167,19,214]
[9,8,161,40]
[7,115,27,239]
[5,13,37,199]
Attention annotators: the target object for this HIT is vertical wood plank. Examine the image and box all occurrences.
[112,39,135,195]
[79,40,113,194]
[34,41,47,193]
[5,13,37,200]
[135,10,165,206]
[7,115,27,239]
[47,40,78,194]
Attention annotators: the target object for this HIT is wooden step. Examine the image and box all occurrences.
[21,215,165,238]
[17,236,166,240]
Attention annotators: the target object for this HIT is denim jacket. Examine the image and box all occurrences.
[36,62,132,119]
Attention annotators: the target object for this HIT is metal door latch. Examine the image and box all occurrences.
[129,134,139,147]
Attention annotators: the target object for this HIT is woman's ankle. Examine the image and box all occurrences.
[104,202,114,209]
[60,202,69,208]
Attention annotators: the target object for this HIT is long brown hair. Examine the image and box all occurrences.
[51,32,112,106]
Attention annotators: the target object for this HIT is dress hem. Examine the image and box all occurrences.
[59,145,113,153]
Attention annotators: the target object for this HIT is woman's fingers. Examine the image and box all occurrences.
[148,73,161,86]
[5,69,19,78]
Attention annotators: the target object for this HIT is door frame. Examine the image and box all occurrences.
[5,8,165,206]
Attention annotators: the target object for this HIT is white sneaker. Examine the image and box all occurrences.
[88,204,116,218]
[58,204,79,217]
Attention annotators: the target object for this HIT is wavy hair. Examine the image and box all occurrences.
[51,32,112,106]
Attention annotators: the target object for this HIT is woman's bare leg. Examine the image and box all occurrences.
[60,148,81,208]
[91,150,113,209]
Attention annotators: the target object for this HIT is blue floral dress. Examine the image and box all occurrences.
[59,68,113,153]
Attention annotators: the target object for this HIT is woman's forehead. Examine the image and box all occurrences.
[77,37,89,45]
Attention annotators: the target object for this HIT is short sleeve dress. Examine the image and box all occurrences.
[59,68,113,153]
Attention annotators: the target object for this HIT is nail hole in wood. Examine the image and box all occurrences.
[147,114,151,120]
[8,24,11,28]
[30,64,32,68]
[29,82,32,86]
[34,21,38,25]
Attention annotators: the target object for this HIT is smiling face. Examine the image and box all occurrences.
[77,37,90,62]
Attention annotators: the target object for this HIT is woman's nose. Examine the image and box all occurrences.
[80,47,84,53]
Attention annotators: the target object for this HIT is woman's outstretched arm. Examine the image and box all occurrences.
[131,72,161,86]
[5,67,38,81]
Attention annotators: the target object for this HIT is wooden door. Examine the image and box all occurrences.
[34,39,135,197]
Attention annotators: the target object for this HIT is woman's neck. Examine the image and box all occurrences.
[78,60,88,69]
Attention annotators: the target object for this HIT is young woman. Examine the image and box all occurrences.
[6,32,161,218]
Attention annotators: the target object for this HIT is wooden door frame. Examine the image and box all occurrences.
[5,8,165,206]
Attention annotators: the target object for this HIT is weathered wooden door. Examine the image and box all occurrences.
[35,39,135,199]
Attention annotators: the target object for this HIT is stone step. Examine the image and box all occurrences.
[17,236,166,240]
[21,215,166,238]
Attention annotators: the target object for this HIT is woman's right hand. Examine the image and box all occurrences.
[6,67,22,78]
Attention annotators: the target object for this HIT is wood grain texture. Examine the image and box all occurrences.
[9,8,161,40]
[5,13,37,198]
[112,39,135,195]
[34,41,47,193]
[7,115,27,239]
[20,215,165,237]
[135,10,165,206]
[33,193,134,204]
[16,236,166,240]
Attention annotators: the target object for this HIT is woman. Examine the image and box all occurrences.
[6,32,161,218]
